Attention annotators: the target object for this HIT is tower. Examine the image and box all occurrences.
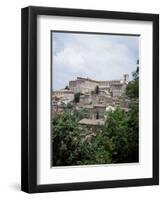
[123,74,129,83]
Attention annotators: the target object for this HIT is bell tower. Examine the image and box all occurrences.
[123,74,129,83]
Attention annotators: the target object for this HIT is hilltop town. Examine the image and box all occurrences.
[52,74,130,126]
[51,68,139,166]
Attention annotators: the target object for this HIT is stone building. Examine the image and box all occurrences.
[52,90,74,104]
[78,104,106,120]
[69,74,129,97]
[52,74,129,119]
[69,77,98,94]
[52,90,74,115]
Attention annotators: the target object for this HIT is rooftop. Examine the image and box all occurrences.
[52,90,74,94]
[72,77,127,85]
[78,118,105,126]
[77,77,99,83]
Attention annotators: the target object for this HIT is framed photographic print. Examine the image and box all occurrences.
[21,6,159,193]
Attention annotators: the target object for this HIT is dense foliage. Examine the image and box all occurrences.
[125,66,139,162]
[52,67,139,166]
[126,67,139,99]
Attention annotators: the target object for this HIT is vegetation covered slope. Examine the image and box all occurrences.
[52,67,139,166]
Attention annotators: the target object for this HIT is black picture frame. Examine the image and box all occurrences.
[21,6,159,193]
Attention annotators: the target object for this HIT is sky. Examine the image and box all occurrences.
[52,32,139,90]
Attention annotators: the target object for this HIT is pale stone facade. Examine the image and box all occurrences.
[52,74,129,122]
[69,74,128,97]
[52,90,74,109]
[69,77,98,94]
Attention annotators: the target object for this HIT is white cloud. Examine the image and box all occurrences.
[54,47,84,69]
[52,32,139,90]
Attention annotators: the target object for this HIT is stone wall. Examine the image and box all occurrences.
[69,76,128,97]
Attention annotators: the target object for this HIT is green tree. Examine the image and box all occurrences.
[104,108,130,163]
[126,101,139,162]
[52,112,81,166]
[52,66,139,166]
[76,127,113,165]
[65,85,69,90]
[126,67,139,99]
[52,110,113,166]
[125,66,139,162]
